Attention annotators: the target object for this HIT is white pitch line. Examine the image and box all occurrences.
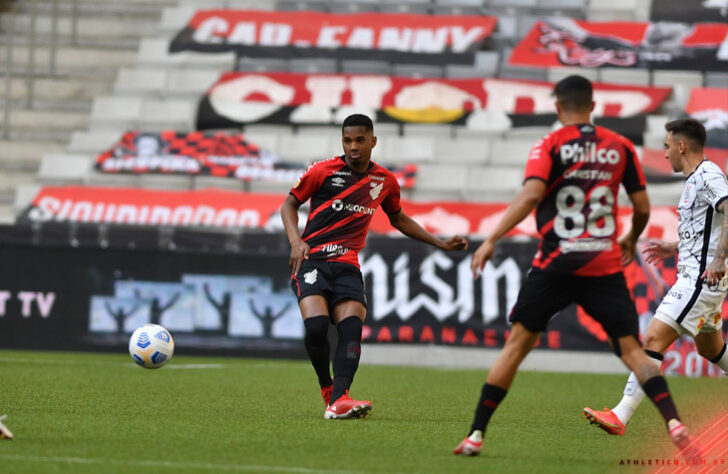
[0,454,365,474]
[0,357,226,369]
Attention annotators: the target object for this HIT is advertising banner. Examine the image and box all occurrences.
[169,10,497,64]
[685,87,728,149]
[510,18,728,70]
[18,187,681,242]
[196,72,670,129]
[0,231,722,376]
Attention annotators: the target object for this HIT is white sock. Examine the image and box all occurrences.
[468,430,483,443]
[611,352,663,425]
[711,344,728,374]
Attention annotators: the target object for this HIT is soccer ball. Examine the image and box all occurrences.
[128,324,174,369]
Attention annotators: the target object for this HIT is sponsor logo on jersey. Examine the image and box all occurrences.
[331,199,376,215]
[370,182,384,200]
[560,142,621,165]
[323,243,350,256]
[559,239,612,253]
[370,175,385,181]
[332,177,345,187]
[334,170,351,176]
[304,269,318,285]
[580,125,594,133]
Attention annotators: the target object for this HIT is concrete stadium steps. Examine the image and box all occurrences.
[0,108,89,133]
[0,140,66,172]
[1,14,162,41]
[0,171,36,204]
[1,45,138,78]
[0,76,108,105]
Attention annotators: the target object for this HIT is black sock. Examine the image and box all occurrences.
[330,317,362,403]
[641,376,680,425]
[304,316,332,388]
[469,383,508,435]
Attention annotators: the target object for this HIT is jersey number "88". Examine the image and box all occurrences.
[554,185,615,239]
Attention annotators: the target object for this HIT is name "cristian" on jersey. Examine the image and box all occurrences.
[563,169,613,180]
[561,142,621,165]
[332,199,376,215]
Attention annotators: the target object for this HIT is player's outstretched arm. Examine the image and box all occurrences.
[471,179,545,278]
[641,240,679,264]
[701,199,728,285]
[387,211,468,251]
[619,190,650,265]
[281,194,310,276]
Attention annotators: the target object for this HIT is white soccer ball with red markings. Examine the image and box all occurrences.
[129,324,174,369]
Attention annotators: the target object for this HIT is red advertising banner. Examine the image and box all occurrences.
[197,72,671,129]
[685,87,728,149]
[641,147,728,182]
[170,10,497,64]
[20,186,680,241]
[510,18,728,70]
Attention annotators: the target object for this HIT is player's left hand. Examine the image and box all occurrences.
[618,235,636,266]
[440,235,468,251]
[471,240,495,279]
[701,259,726,286]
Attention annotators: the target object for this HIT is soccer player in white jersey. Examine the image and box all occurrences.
[584,118,728,437]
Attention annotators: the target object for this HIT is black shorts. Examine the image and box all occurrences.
[290,259,367,308]
[509,269,639,343]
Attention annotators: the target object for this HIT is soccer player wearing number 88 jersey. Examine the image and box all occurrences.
[454,76,693,457]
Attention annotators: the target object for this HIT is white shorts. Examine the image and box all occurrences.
[654,277,726,337]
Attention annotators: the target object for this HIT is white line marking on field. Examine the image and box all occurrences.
[166,364,226,369]
[0,454,364,474]
[0,357,226,369]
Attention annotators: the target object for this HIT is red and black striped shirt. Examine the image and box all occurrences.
[524,124,646,276]
[290,156,401,268]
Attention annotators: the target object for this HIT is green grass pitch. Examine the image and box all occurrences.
[0,349,725,474]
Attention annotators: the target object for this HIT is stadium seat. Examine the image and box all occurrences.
[645,182,685,206]
[68,130,123,154]
[138,174,193,191]
[598,68,650,86]
[37,154,92,185]
[193,175,246,192]
[248,180,297,194]
[113,68,168,97]
[379,136,436,163]
[586,0,643,21]
[402,124,453,139]
[498,64,548,81]
[379,2,431,14]
[646,115,669,134]
[505,127,551,141]
[277,0,329,11]
[288,58,338,74]
[278,134,333,164]
[462,110,512,133]
[328,2,380,12]
[473,51,500,77]
[548,67,598,83]
[86,171,140,188]
[137,38,236,70]
[705,72,728,89]
[409,163,468,200]
[90,97,143,129]
[652,70,704,111]
[158,7,198,34]
[489,138,534,167]
[341,60,392,76]
[166,69,221,98]
[433,137,491,165]
[445,64,494,79]
[138,100,196,131]
[12,184,42,216]
[430,5,485,15]
[537,0,586,8]
[392,64,445,79]
[464,166,524,201]
[236,57,290,73]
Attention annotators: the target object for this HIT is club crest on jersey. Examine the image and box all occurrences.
[370,182,384,200]
[304,269,318,285]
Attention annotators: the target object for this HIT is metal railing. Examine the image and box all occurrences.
[2,0,76,139]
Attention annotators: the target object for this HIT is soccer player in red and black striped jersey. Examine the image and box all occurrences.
[453,76,694,457]
[281,114,468,420]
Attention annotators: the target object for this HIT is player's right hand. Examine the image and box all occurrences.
[641,240,678,264]
[471,240,495,279]
[289,240,310,276]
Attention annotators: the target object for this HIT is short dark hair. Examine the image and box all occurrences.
[342,114,374,133]
[665,118,706,151]
[553,75,593,111]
